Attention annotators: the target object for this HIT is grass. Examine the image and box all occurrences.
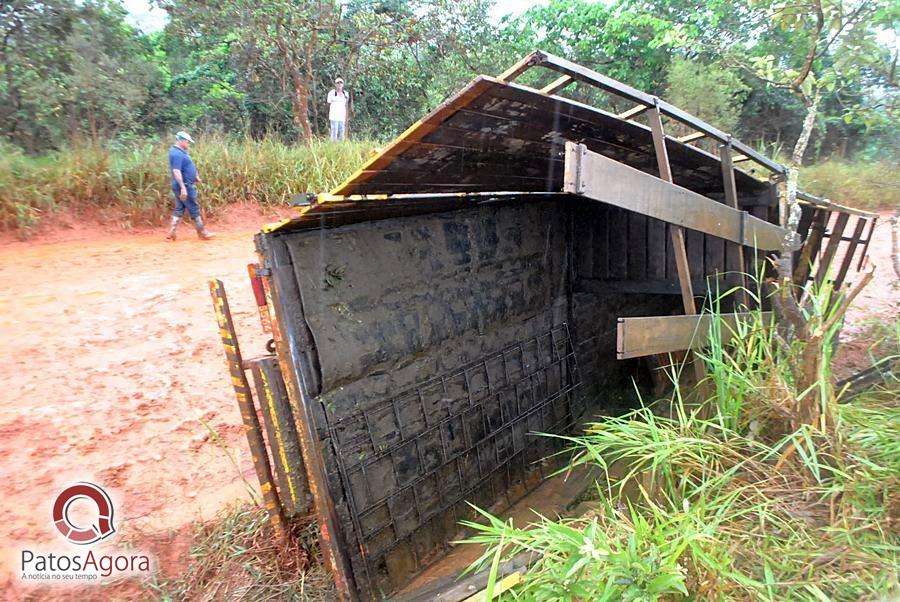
[2,136,892,239]
[0,135,376,237]
[461,282,900,600]
[801,159,899,211]
[148,504,335,601]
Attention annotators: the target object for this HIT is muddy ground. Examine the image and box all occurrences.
[0,207,896,598]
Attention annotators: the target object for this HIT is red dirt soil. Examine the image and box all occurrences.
[0,206,291,598]
[0,207,895,598]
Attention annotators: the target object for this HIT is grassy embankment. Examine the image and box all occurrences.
[0,136,376,237]
[463,281,899,601]
[1,137,896,238]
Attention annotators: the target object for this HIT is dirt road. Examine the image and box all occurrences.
[0,208,895,595]
[0,211,284,591]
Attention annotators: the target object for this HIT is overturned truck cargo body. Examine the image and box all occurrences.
[248,52,875,599]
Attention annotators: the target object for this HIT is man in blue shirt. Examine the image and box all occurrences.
[166,131,214,240]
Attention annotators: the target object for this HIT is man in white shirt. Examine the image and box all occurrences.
[327,77,349,141]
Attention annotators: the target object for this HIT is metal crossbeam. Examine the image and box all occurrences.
[617,312,774,359]
[562,142,790,251]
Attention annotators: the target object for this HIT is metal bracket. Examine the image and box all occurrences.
[564,142,586,195]
[290,192,316,207]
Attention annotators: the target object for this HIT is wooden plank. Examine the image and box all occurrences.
[792,205,816,270]
[647,217,667,280]
[704,232,726,283]
[678,131,706,143]
[793,209,828,286]
[578,276,727,296]
[628,213,648,280]
[833,216,867,290]
[616,311,774,359]
[857,216,877,270]
[209,281,287,534]
[595,206,610,279]
[687,229,705,282]
[609,208,629,279]
[720,142,749,305]
[814,212,849,288]
[248,356,311,518]
[498,52,540,81]
[541,75,574,94]
[574,207,593,277]
[563,141,790,251]
[617,104,649,120]
[647,104,705,382]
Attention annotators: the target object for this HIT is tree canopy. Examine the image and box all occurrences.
[1,0,896,158]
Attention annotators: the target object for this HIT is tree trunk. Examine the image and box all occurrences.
[275,37,313,142]
[773,90,820,334]
[779,90,821,262]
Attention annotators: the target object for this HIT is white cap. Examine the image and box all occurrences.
[175,131,195,143]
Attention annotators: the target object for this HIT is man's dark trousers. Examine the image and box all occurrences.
[172,184,200,221]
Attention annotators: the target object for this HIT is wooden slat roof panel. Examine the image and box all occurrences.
[332,76,767,197]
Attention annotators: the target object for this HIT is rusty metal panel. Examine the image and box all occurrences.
[262,200,581,599]
[563,142,790,251]
[325,325,581,597]
[616,311,774,359]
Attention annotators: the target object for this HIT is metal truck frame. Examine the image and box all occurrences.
[210,51,876,600]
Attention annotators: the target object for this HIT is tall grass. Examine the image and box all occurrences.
[461,283,899,600]
[0,135,375,237]
[801,159,899,211]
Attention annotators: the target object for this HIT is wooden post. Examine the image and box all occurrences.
[720,141,750,307]
[647,104,706,383]
[209,279,287,534]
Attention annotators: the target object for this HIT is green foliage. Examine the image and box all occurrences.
[462,285,900,600]
[0,135,375,236]
[1,0,896,159]
[1,1,166,152]
[666,58,750,136]
[801,160,900,210]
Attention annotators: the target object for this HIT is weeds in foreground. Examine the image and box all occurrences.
[461,283,900,600]
[0,135,375,237]
[149,505,335,601]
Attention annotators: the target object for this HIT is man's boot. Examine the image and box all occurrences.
[194,216,215,240]
[165,216,179,241]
